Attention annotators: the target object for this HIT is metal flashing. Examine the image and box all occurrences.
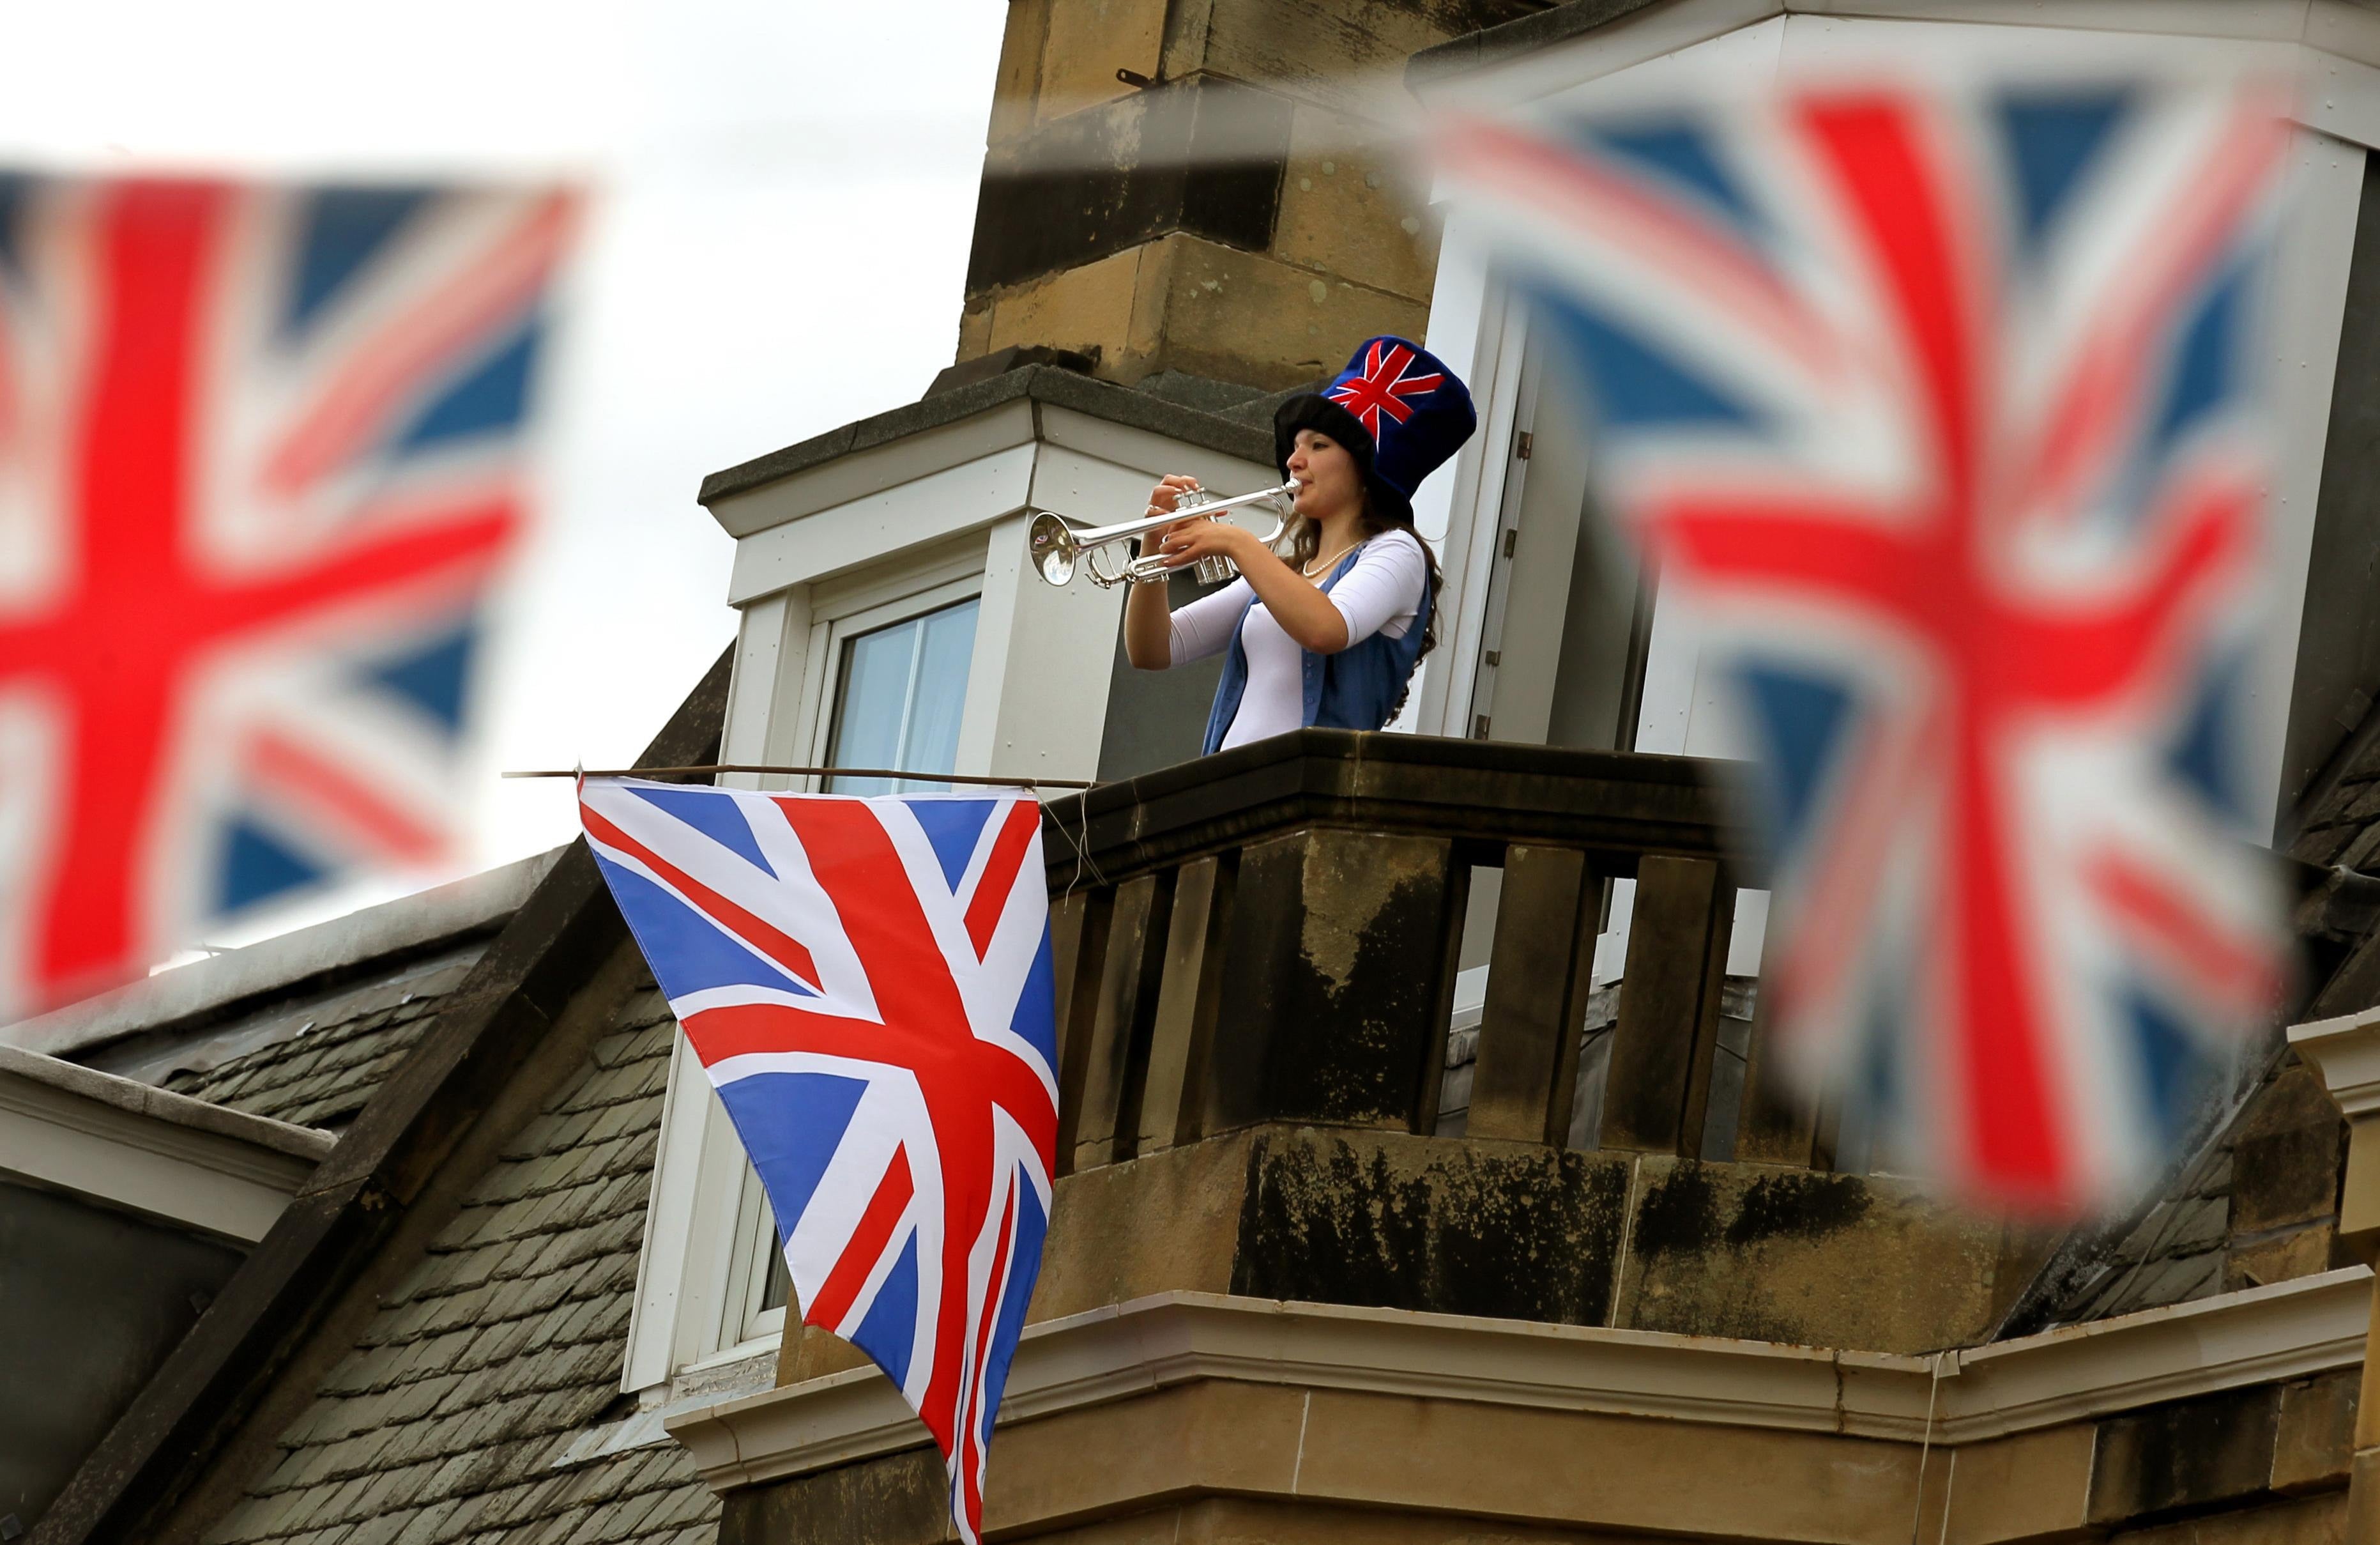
[3,848,560,1062]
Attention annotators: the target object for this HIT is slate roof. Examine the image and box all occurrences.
[2290,709,2380,872]
[153,958,478,1132]
[194,980,717,1545]
[7,852,552,1070]
[2037,1111,2235,1324]
[2003,1027,2353,1336]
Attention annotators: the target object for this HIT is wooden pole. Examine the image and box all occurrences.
[505,762,1097,790]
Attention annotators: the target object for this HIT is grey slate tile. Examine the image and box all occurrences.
[312,1475,379,1526]
[386,1504,457,1545]
[414,1454,482,1507]
[2338,821,2380,869]
[383,1374,466,1427]
[640,1486,716,1532]
[591,1489,675,1542]
[286,1528,358,1545]
[208,1480,319,1542]
[342,1512,411,1545]
[344,1472,415,1529]
[546,1459,636,1514]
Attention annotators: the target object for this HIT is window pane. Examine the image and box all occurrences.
[827,617,922,792]
[898,599,979,786]
[828,597,977,795]
[761,1233,790,1312]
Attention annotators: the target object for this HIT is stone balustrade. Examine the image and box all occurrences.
[1037,727,1781,1175]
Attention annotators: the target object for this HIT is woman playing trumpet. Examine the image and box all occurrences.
[1124,336,1477,753]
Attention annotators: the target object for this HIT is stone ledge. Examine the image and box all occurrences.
[1944,1266,2370,1443]
[2291,1008,2380,1119]
[1041,726,1748,885]
[669,1268,2372,1497]
[669,1290,1922,1495]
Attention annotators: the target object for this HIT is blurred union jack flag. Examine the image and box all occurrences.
[1437,61,2294,1213]
[581,778,1056,1544]
[0,176,574,1017]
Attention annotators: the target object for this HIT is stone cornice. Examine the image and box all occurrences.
[1942,1266,2372,1441]
[667,1268,2374,1493]
[2290,1009,2380,1119]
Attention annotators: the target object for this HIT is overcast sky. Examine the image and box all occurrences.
[0,1,1011,952]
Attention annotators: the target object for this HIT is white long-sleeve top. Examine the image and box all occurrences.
[1166,528,1428,751]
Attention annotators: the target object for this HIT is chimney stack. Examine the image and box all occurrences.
[957,0,1550,392]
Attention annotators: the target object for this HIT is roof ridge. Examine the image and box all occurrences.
[3,848,561,1063]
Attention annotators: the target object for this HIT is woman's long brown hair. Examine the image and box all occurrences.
[1286,493,1443,718]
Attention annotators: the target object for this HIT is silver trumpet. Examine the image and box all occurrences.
[1027,480,1299,589]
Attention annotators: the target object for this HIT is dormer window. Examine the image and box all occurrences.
[621,367,1279,1400]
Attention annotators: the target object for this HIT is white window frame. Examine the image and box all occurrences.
[719,1146,789,1349]
[622,546,986,1393]
[798,573,986,786]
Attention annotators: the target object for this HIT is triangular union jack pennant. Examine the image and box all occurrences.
[0,175,576,1017]
[580,778,1057,1542]
[1436,56,2294,1215]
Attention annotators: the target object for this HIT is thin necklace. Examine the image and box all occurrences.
[1304,537,1364,577]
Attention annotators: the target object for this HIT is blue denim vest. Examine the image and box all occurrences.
[1198,544,1433,756]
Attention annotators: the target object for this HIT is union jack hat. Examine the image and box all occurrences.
[1276,335,1476,523]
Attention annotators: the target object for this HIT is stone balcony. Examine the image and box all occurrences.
[1008,730,2051,1351]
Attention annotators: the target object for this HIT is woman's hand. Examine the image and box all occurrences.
[1152,513,1265,572]
[1147,473,1198,516]
[1141,474,1207,556]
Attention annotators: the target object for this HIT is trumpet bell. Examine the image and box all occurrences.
[1028,510,1078,587]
